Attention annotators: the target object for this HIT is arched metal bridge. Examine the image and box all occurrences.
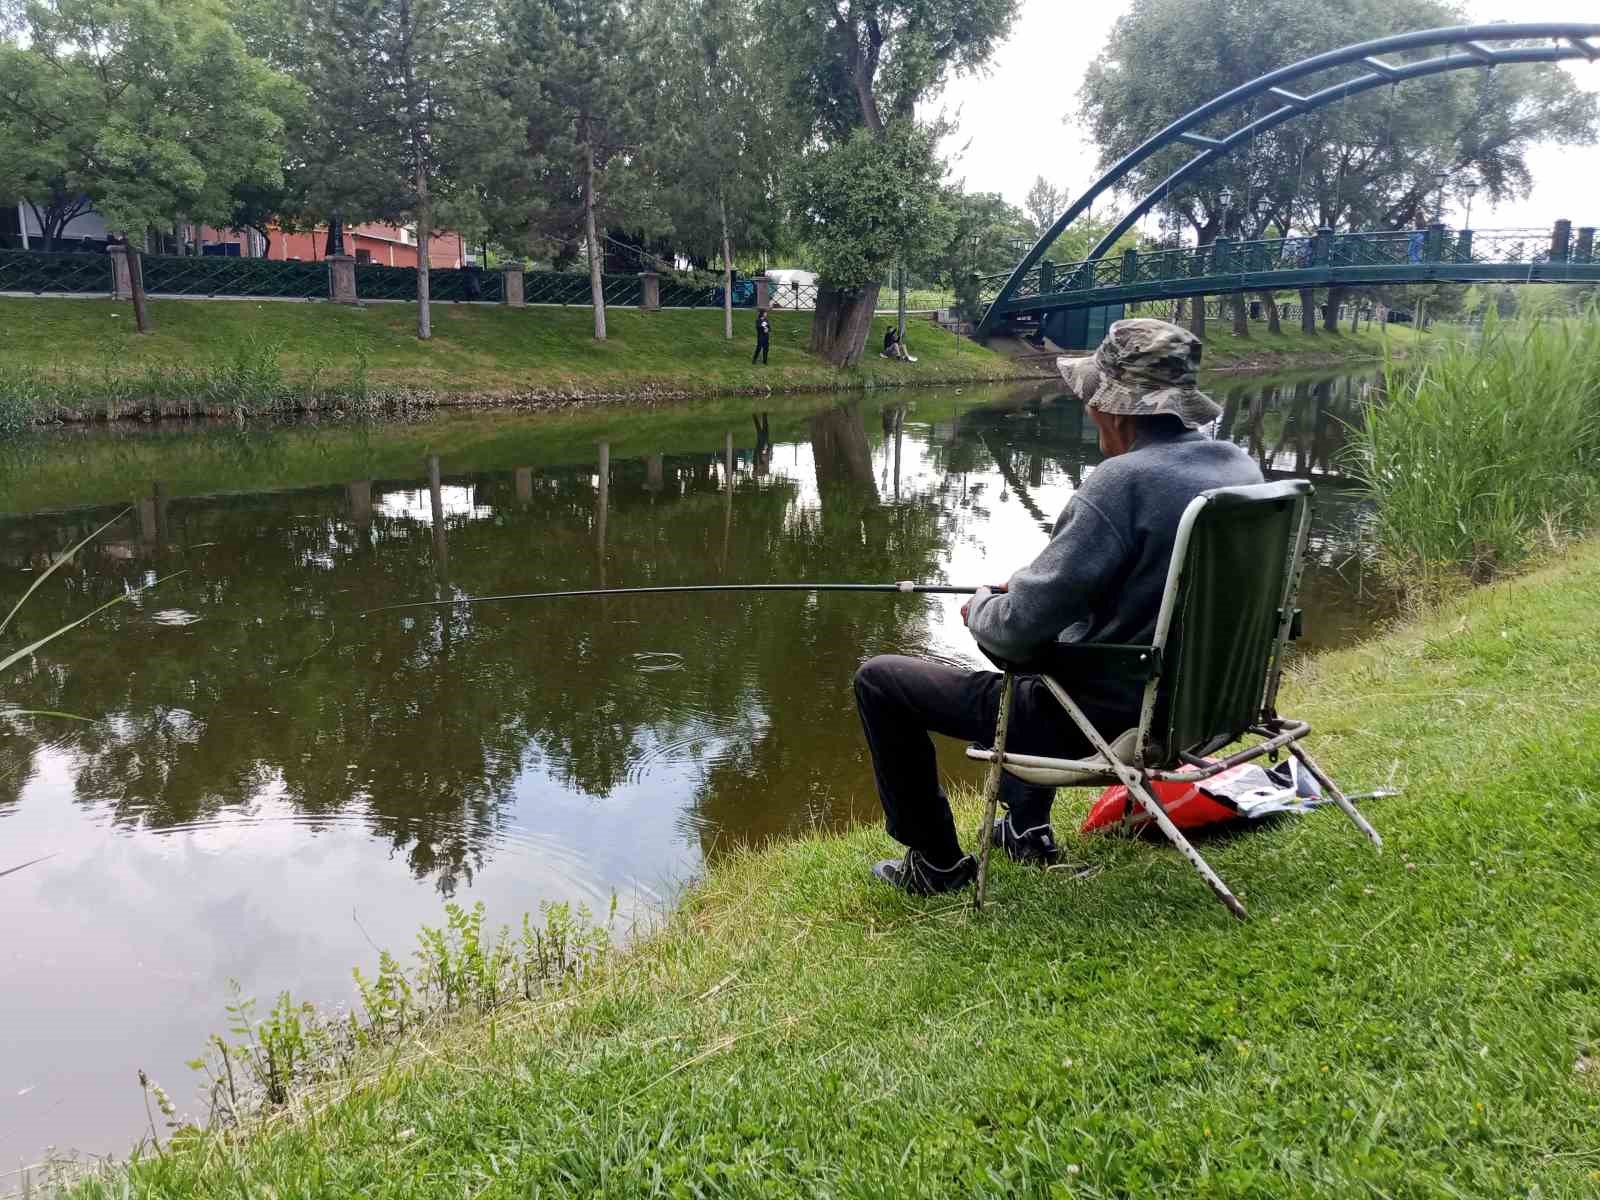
[976,22,1600,342]
[979,222,1600,338]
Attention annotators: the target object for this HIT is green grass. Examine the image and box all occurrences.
[0,299,1026,423]
[1349,313,1600,591]
[1198,320,1424,370]
[70,541,1600,1197]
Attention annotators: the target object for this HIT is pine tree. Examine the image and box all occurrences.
[297,0,497,339]
[502,0,640,340]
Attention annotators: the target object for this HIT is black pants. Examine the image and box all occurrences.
[752,337,769,364]
[853,655,1134,866]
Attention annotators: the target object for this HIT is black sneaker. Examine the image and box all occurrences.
[991,814,1062,867]
[871,850,977,896]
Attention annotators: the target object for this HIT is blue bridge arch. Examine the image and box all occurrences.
[976,22,1600,341]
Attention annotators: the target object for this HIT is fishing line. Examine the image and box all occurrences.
[364,581,986,617]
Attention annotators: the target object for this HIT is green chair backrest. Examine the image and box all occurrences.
[1150,481,1311,765]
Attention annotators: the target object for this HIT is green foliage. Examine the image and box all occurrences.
[496,0,640,259]
[765,0,1020,143]
[790,122,953,291]
[192,900,616,1126]
[637,0,795,268]
[1350,310,1600,590]
[0,0,291,239]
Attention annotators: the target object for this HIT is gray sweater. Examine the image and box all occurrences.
[965,425,1262,711]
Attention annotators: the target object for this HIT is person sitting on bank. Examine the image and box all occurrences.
[881,324,912,360]
[853,318,1263,895]
[752,309,771,365]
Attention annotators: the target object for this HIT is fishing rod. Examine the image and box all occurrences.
[364,581,986,617]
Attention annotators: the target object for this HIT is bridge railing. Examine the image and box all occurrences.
[983,222,1596,316]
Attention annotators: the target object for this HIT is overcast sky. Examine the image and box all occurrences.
[933,1,1600,234]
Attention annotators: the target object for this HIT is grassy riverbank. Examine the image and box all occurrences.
[0,298,1029,425]
[73,542,1600,1197]
[1199,321,1422,371]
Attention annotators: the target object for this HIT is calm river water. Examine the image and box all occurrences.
[0,368,1382,1169]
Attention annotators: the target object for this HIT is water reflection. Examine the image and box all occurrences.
[0,370,1384,1165]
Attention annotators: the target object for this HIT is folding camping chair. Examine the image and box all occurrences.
[966,480,1382,920]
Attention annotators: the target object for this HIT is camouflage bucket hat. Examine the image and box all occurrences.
[1056,318,1221,429]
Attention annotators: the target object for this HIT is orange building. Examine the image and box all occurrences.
[194,221,470,268]
[265,222,469,268]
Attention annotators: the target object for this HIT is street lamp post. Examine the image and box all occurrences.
[1462,178,1480,230]
[1218,187,1235,239]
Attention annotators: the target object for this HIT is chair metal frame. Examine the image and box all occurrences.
[967,481,1382,920]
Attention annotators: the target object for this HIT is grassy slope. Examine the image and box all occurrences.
[0,298,1025,398]
[1201,322,1422,370]
[92,546,1600,1197]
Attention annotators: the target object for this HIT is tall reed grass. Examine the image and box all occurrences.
[1348,309,1600,593]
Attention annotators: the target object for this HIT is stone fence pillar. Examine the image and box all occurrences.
[1576,227,1596,265]
[326,254,358,304]
[639,271,660,311]
[755,274,772,310]
[108,244,133,299]
[501,264,525,306]
[1551,219,1573,263]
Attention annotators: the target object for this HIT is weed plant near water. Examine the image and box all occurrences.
[1349,310,1600,594]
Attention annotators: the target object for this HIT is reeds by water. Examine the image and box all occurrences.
[1349,310,1600,594]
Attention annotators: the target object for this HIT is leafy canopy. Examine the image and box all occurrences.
[0,0,289,236]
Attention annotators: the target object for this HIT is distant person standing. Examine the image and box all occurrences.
[753,309,771,365]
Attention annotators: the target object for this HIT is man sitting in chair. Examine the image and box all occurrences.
[855,318,1263,895]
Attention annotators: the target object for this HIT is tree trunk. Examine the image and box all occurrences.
[897,261,907,342]
[1190,293,1207,340]
[129,247,150,335]
[1260,290,1282,334]
[1323,285,1343,333]
[810,282,882,366]
[584,133,606,341]
[719,191,733,342]
[416,164,432,341]
[1231,292,1249,337]
[1299,288,1317,335]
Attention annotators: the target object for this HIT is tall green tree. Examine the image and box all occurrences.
[0,0,287,248]
[640,0,795,340]
[917,188,1026,320]
[1023,175,1066,242]
[502,0,641,341]
[296,0,500,340]
[762,0,1019,365]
